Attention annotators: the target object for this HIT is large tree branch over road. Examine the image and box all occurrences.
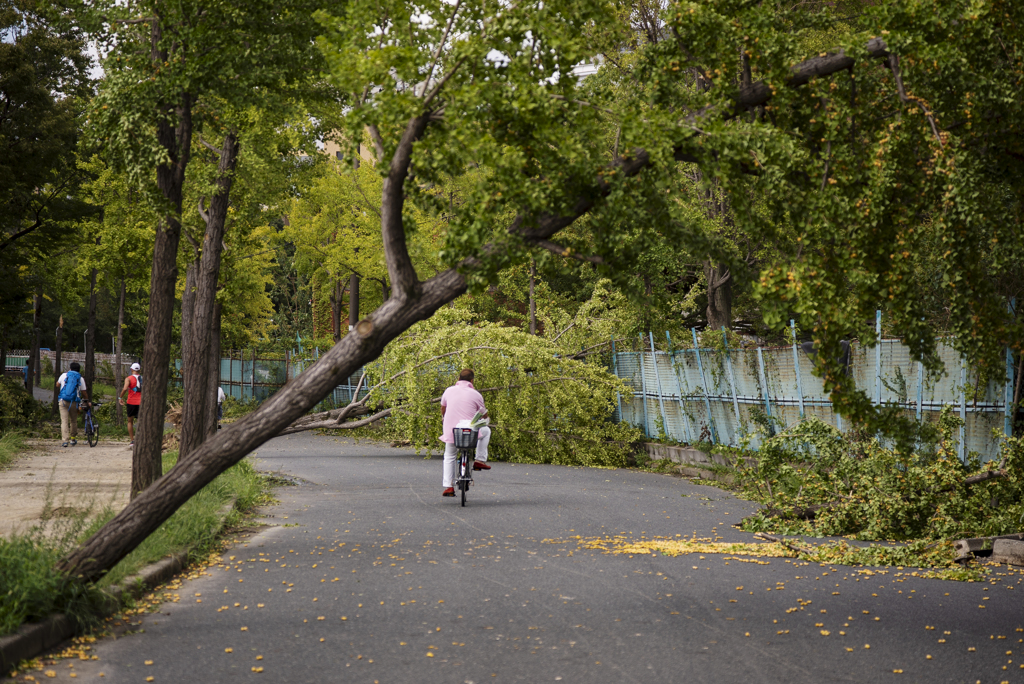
[59,38,892,583]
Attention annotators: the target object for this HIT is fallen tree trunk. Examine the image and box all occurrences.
[57,36,896,584]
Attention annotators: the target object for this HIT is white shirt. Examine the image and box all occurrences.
[218,387,225,403]
[56,372,88,393]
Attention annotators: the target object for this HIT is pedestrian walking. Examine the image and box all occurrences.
[56,362,90,447]
[217,386,225,427]
[23,359,30,391]
[119,362,142,445]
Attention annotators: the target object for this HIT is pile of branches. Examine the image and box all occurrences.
[735,409,1024,542]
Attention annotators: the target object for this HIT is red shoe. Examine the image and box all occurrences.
[442,487,455,497]
[473,460,491,471]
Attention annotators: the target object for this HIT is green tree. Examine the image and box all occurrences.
[77,0,342,489]
[61,0,1024,582]
[0,0,91,257]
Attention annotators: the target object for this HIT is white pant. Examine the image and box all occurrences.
[443,426,491,487]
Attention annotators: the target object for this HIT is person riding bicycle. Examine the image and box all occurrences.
[439,369,492,498]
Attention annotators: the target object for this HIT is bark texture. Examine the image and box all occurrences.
[84,263,98,393]
[131,43,193,498]
[205,299,222,436]
[51,323,62,417]
[180,132,238,460]
[704,261,733,332]
[348,273,360,329]
[115,278,125,427]
[331,280,343,342]
[30,284,41,388]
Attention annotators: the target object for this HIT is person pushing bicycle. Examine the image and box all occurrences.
[439,369,492,498]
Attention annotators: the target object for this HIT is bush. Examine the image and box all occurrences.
[0,378,47,430]
[222,395,261,420]
[42,356,53,377]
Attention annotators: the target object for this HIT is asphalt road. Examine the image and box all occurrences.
[15,433,1023,683]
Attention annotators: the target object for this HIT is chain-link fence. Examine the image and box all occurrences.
[611,317,1016,463]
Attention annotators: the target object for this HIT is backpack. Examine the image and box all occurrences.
[59,371,82,403]
[130,375,142,393]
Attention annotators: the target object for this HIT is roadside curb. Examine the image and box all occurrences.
[1,498,237,672]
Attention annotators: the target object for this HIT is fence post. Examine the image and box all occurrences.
[1007,298,1016,438]
[790,320,805,420]
[756,347,774,433]
[690,328,717,444]
[875,309,882,406]
[611,337,623,423]
[959,355,967,463]
[285,350,291,383]
[637,334,650,437]
[649,332,671,440]
[722,327,742,428]
[251,348,256,399]
[666,331,695,443]
[916,359,925,422]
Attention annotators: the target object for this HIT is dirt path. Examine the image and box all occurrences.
[0,439,132,538]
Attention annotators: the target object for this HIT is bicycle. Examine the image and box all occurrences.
[452,427,478,507]
[82,401,99,448]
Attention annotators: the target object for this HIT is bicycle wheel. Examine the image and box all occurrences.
[460,453,468,507]
[86,414,99,447]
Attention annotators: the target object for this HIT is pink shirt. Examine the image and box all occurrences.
[439,380,486,443]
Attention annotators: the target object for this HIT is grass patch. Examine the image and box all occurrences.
[0,431,27,469]
[0,451,271,636]
[93,451,269,588]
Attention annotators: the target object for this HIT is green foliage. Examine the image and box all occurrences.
[0,451,269,634]
[0,535,107,636]
[356,307,641,467]
[737,408,1024,541]
[221,395,260,420]
[92,451,269,587]
[0,0,92,261]
[0,378,47,430]
[0,431,27,469]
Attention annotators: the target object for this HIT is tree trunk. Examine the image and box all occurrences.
[331,280,343,342]
[348,273,360,328]
[131,80,193,499]
[704,261,733,332]
[52,321,62,417]
[84,260,98,394]
[180,132,239,461]
[115,278,125,427]
[46,39,911,582]
[529,258,537,335]
[59,267,470,582]
[30,284,42,388]
[0,328,6,386]
[205,298,222,437]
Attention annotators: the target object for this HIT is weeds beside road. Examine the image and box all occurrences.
[0,445,272,637]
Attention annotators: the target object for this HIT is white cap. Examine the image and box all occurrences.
[130,363,141,371]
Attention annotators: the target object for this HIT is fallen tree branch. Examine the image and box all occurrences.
[281,377,579,435]
[754,532,812,555]
[58,37,899,584]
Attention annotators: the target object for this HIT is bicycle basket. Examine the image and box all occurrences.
[452,427,479,449]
